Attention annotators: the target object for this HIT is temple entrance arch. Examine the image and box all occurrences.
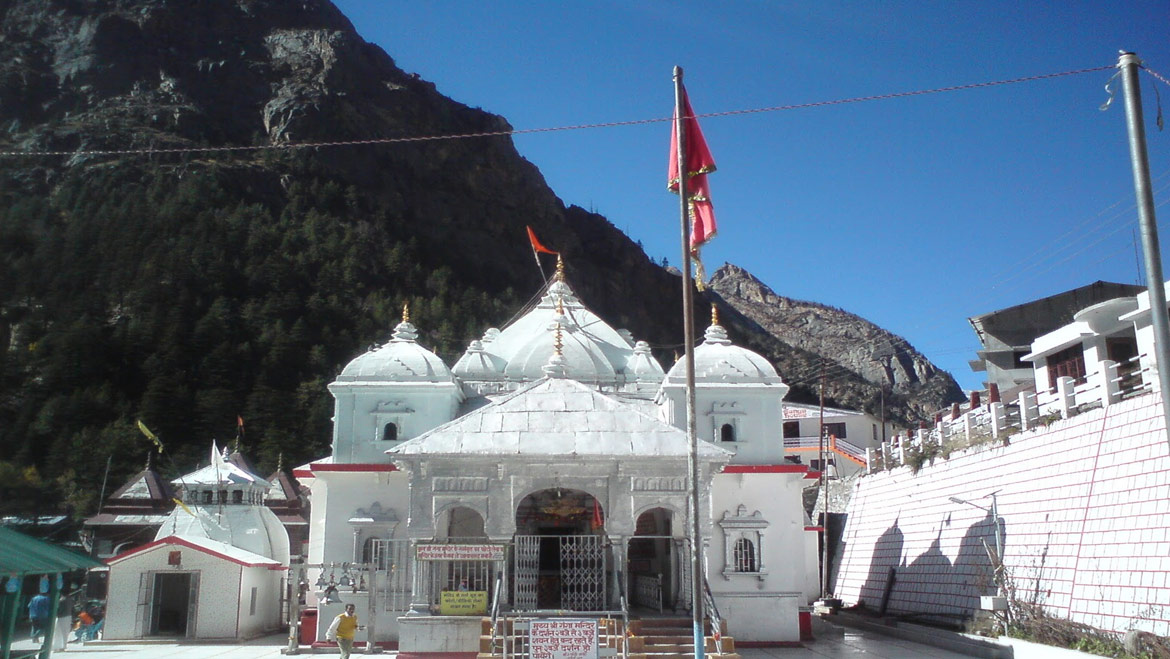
[628,507,676,613]
[513,488,607,611]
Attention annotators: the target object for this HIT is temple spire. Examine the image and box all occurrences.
[555,254,565,282]
[402,301,411,323]
[711,304,720,327]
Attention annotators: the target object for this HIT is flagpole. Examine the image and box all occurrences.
[674,65,706,659]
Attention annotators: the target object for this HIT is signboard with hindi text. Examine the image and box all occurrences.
[530,619,598,659]
[416,544,506,561]
[439,590,488,615]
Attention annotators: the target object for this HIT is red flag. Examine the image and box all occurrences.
[526,226,559,255]
[592,500,604,530]
[667,85,717,278]
[237,415,245,438]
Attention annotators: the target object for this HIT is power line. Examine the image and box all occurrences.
[0,65,1114,159]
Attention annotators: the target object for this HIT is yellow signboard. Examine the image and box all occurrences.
[439,590,488,616]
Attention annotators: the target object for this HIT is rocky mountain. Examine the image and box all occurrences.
[708,264,965,418]
[0,0,961,517]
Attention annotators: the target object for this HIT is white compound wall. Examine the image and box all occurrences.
[834,392,1170,636]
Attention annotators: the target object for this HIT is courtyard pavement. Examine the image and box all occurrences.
[4,624,982,659]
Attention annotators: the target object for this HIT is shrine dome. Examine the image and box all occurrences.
[664,312,784,385]
[338,317,454,384]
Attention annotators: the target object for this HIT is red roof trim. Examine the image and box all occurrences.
[293,469,313,479]
[308,463,398,473]
[805,526,824,532]
[106,535,286,570]
[722,464,810,474]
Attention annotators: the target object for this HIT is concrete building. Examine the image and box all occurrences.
[967,281,1142,397]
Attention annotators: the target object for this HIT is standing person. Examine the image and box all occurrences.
[325,603,360,659]
[53,591,74,650]
[27,592,50,643]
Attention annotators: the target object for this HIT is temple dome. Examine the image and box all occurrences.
[453,264,661,388]
[338,319,454,383]
[665,321,783,385]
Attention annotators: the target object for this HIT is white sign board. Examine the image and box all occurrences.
[530,619,598,659]
[415,544,505,561]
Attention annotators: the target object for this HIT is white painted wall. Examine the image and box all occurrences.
[835,391,1170,637]
[237,567,283,639]
[708,471,815,642]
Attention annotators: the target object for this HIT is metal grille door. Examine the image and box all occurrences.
[514,535,540,611]
[560,535,605,611]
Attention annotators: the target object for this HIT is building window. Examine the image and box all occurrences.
[383,423,398,441]
[720,423,736,442]
[249,587,258,615]
[783,421,800,438]
[1013,350,1031,369]
[718,504,768,580]
[202,491,213,505]
[732,538,757,573]
[824,422,847,439]
[1047,345,1086,391]
[232,490,243,504]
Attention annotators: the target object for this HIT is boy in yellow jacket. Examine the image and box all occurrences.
[325,603,360,658]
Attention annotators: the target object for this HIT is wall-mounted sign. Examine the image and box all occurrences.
[439,590,488,615]
[416,544,505,561]
[530,619,598,659]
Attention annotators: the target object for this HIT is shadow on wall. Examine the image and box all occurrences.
[855,511,1007,624]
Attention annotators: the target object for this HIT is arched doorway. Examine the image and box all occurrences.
[513,489,606,611]
[628,508,675,613]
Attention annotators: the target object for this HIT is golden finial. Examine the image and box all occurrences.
[402,301,410,323]
[554,322,564,357]
[711,304,719,327]
[556,296,565,316]
[555,254,565,282]
[277,452,284,472]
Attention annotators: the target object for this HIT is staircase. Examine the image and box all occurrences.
[628,617,739,659]
[479,616,739,659]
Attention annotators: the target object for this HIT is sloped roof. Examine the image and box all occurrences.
[0,526,103,575]
[107,535,283,570]
[388,377,731,459]
[109,466,172,501]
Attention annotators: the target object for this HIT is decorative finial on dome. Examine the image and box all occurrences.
[555,295,565,316]
[711,304,720,327]
[277,452,284,473]
[402,301,410,323]
[146,450,153,470]
[555,254,565,282]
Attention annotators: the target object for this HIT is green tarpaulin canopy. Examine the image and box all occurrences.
[0,526,102,576]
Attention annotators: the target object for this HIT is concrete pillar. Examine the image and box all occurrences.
[1101,360,1121,407]
[1057,376,1076,418]
[989,401,1007,439]
[866,448,874,474]
[1020,391,1038,429]
[963,411,973,441]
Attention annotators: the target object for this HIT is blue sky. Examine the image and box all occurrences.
[332,1,1170,392]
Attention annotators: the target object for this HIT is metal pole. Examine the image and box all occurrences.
[818,365,828,598]
[365,563,379,654]
[674,65,706,659]
[285,566,301,654]
[1119,51,1170,449]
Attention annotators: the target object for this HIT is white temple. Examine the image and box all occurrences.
[103,443,290,640]
[297,259,819,644]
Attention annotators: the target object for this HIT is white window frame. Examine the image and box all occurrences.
[718,504,768,581]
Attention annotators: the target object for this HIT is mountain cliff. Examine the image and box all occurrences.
[0,0,961,517]
[708,264,964,419]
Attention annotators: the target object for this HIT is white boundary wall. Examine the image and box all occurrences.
[835,392,1170,636]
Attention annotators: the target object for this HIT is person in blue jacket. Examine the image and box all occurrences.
[28,592,50,643]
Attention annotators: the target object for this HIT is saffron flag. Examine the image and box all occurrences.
[137,420,164,453]
[668,84,717,283]
[237,415,245,439]
[526,226,559,255]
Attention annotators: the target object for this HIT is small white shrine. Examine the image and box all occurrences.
[297,260,819,644]
[103,443,289,640]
